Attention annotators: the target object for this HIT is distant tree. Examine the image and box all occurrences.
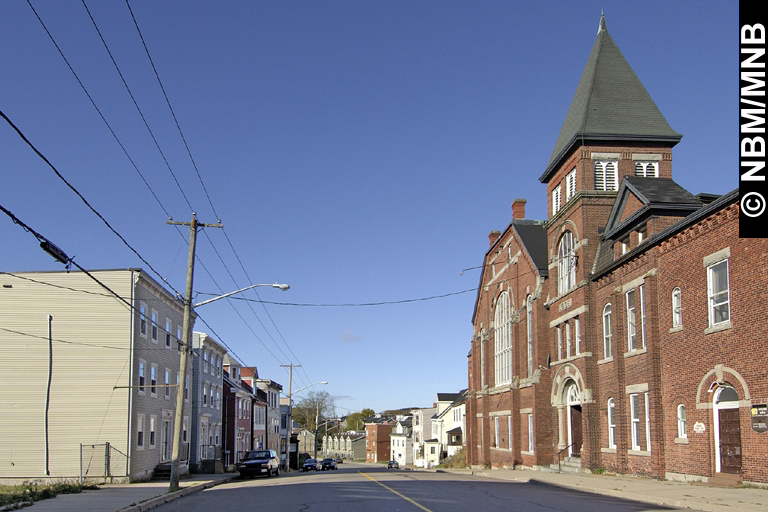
[293,391,335,431]
[361,408,375,419]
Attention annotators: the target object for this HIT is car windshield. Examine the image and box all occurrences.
[323,458,332,462]
[244,451,271,460]
[305,459,316,464]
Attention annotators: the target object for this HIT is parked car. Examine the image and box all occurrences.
[335,458,343,464]
[302,458,320,472]
[321,457,338,470]
[237,450,280,478]
[387,460,399,469]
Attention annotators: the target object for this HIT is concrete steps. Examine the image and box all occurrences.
[550,456,583,474]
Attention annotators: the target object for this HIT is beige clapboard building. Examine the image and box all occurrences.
[0,269,194,483]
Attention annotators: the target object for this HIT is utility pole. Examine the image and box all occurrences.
[167,213,222,492]
[280,363,301,472]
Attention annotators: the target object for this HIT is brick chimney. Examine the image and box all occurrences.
[512,198,526,220]
[489,230,501,248]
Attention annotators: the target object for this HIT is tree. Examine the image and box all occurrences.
[344,408,376,431]
[293,390,335,431]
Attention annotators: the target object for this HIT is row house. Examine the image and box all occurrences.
[425,392,467,465]
[321,431,366,461]
[365,417,394,463]
[411,406,436,467]
[190,332,226,473]
[221,359,253,467]
[389,418,413,467]
[0,269,194,483]
[466,14,768,485]
[253,379,283,459]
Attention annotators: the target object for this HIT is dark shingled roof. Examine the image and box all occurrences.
[513,221,549,276]
[540,15,681,183]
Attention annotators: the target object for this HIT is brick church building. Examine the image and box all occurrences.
[466,15,768,485]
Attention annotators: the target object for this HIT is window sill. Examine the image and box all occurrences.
[704,321,732,335]
[601,447,617,454]
[598,357,614,365]
[624,347,647,359]
[674,437,689,445]
[669,325,683,334]
[628,449,651,457]
[521,450,534,456]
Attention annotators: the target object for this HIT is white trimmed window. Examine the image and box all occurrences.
[151,310,159,342]
[707,260,730,326]
[526,295,534,377]
[603,304,612,359]
[509,416,513,450]
[165,319,172,348]
[139,303,148,337]
[557,231,576,295]
[184,375,189,401]
[634,161,659,177]
[183,416,189,443]
[607,398,616,448]
[494,416,500,447]
[677,404,687,438]
[552,185,562,215]
[557,326,562,360]
[645,392,651,452]
[149,415,157,448]
[176,326,182,353]
[639,285,647,349]
[164,368,171,399]
[565,322,572,357]
[494,292,513,386]
[594,160,618,191]
[574,317,581,355]
[566,168,577,201]
[630,393,641,450]
[150,364,157,396]
[203,383,209,406]
[203,349,209,373]
[672,287,682,328]
[627,290,637,351]
[528,414,534,452]
[138,360,146,394]
[137,414,145,448]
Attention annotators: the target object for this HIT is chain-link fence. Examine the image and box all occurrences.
[80,442,128,483]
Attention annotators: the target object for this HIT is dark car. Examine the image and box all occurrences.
[321,458,337,470]
[237,449,280,478]
[302,458,320,472]
[335,458,343,464]
[387,460,399,469]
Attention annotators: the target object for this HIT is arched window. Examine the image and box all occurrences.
[494,292,513,386]
[602,304,613,359]
[677,404,687,439]
[557,231,576,295]
[607,398,616,448]
[672,287,682,327]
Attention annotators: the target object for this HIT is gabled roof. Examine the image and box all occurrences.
[540,14,681,183]
[603,177,702,239]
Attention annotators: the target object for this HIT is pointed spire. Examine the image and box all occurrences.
[598,11,606,34]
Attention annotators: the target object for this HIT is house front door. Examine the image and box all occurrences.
[569,405,583,457]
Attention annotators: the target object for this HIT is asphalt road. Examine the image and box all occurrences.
[150,462,684,512]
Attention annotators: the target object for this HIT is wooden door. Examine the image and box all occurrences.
[570,405,583,457]
[719,408,742,473]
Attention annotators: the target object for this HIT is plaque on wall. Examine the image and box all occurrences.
[751,404,768,433]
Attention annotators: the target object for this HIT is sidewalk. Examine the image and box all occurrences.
[432,467,768,512]
[17,474,236,512]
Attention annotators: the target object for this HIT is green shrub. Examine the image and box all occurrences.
[441,447,467,469]
[0,480,99,508]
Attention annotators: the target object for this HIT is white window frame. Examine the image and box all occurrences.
[594,160,618,191]
[639,284,646,349]
[552,185,562,215]
[634,161,659,177]
[528,414,534,453]
[494,416,500,448]
[672,287,682,328]
[494,292,513,386]
[603,304,612,359]
[139,302,148,337]
[138,360,146,395]
[557,326,562,360]
[565,322,571,358]
[677,404,687,439]
[630,394,640,450]
[509,416,513,450]
[137,414,145,449]
[203,383,209,406]
[707,259,730,327]
[626,290,637,351]
[165,319,172,348]
[558,231,576,295]
[149,415,157,448]
[607,398,616,448]
[526,295,534,377]
[645,392,651,452]
[151,310,159,342]
[565,168,577,201]
[574,317,581,355]
[164,368,171,399]
[150,364,157,396]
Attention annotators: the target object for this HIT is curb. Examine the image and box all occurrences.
[119,477,236,512]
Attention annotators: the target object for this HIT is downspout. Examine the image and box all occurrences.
[126,271,137,480]
[45,314,52,476]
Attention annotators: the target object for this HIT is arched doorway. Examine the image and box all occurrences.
[714,386,742,474]
[565,381,582,457]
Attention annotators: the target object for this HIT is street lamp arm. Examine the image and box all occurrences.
[291,381,328,396]
[193,283,289,307]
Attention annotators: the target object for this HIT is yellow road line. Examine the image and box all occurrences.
[359,471,434,512]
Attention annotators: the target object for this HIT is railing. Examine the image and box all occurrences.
[200,444,222,461]
[557,442,576,473]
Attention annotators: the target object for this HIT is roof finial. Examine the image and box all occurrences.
[598,11,606,34]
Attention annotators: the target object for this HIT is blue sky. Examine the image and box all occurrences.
[1,1,738,415]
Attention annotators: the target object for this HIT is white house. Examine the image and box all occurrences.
[389,417,413,467]
[411,406,436,468]
[0,269,194,483]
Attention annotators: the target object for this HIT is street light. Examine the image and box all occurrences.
[169,282,289,492]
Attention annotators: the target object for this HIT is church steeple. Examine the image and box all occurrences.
[540,14,682,184]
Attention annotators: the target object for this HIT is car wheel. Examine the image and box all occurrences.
[275,467,280,476]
